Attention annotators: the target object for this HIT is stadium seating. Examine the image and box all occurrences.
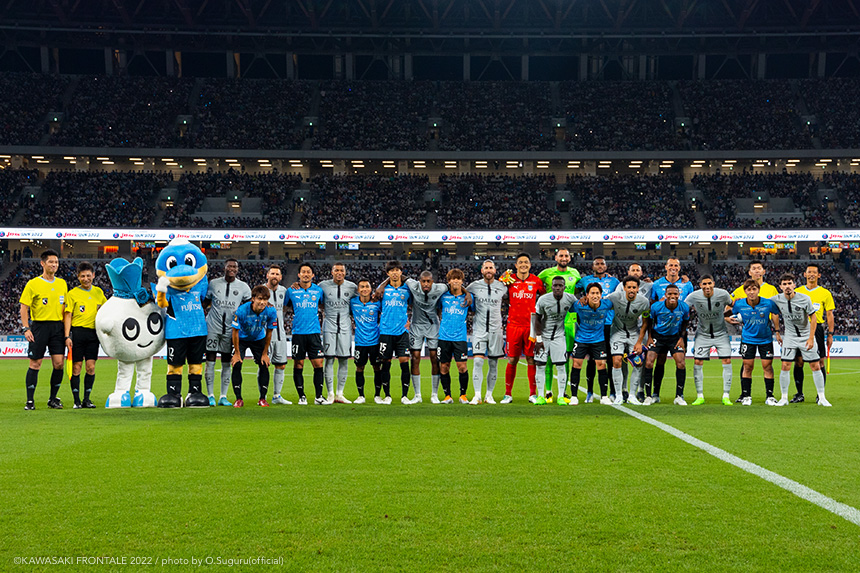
[437,174,560,229]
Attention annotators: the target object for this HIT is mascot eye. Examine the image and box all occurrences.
[184,254,196,267]
[147,312,163,335]
[122,318,140,341]
[166,256,178,270]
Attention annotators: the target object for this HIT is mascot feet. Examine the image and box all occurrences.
[105,391,132,409]
[157,393,183,408]
[184,392,210,408]
[132,390,158,408]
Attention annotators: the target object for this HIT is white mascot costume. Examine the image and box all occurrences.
[96,257,165,408]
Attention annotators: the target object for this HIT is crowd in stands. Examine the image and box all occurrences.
[800,78,860,150]
[678,80,811,150]
[50,76,192,148]
[0,169,38,224]
[822,172,860,227]
[436,82,554,152]
[301,174,428,229]
[193,79,311,149]
[566,174,696,229]
[437,174,560,229]
[0,73,68,146]
[313,82,434,151]
[26,171,170,227]
[693,171,835,229]
[561,81,682,151]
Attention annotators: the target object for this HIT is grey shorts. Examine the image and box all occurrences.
[206,331,233,355]
[694,333,732,360]
[268,337,289,365]
[409,325,439,352]
[780,338,820,362]
[323,330,353,359]
[609,330,639,357]
[535,336,568,365]
[472,329,505,358]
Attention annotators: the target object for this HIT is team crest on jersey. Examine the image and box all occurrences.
[233,291,238,296]
[41,298,48,305]
[79,305,86,313]
[528,285,533,291]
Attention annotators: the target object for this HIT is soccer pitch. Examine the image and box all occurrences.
[2,357,859,572]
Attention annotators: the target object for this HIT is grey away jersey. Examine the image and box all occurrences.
[466,279,507,334]
[685,288,733,338]
[535,292,577,341]
[405,279,448,329]
[771,292,815,339]
[205,277,252,335]
[268,284,288,340]
[319,279,358,334]
[606,290,651,337]
[614,280,653,299]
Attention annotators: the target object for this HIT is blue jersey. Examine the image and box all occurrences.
[438,292,471,342]
[286,284,324,335]
[231,302,278,342]
[651,277,695,302]
[579,275,620,299]
[570,299,614,343]
[650,300,690,338]
[350,297,381,346]
[159,278,208,340]
[379,283,412,336]
[733,297,779,345]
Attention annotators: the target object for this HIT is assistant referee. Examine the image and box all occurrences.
[20,249,68,410]
[64,261,107,409]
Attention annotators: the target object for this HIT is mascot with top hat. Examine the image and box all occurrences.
[97,257,165,408]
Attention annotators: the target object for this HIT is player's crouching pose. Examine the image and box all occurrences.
[771,274,830,406]
[640,284,690,406]
[532,277,577,405]
[230,286,277,407]
[466,260,507,404]
[351,279,383,404]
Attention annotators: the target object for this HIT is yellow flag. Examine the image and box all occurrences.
[65,351,73,380]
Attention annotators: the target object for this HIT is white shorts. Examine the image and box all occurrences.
[780,338,820,362]
[268,338,289,365]
[694,333,732,360]
[206,331,233,355]
[472,329,505,358]
[609,330,639,357]
[534,336,567,365]
[323,330,353,359]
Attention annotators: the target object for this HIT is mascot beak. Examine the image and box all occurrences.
[159,264,208,291]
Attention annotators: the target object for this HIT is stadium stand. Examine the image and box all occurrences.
[0,169,38,225]
[0,73,68,146]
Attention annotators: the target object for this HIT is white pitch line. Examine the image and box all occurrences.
[572,384,860,527]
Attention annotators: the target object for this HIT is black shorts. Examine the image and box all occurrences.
[71,326,100,362]
[354,344,381,368]
[740,342,774,360]
[815,324,826,361]
[237,337,267,364]
[572,340,608,361]
[28,321,65,360]
[167,335,207,366]
[650,335,686,357]
[291,333,324,361]
[379,333,410,360]
[438,339,468,363]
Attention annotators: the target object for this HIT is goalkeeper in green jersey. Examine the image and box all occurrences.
[536,248,580,402]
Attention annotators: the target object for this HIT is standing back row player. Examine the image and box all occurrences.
[467,260,507,405]
[500,253,545,404]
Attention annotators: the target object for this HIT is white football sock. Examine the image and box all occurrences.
[411,374,421,395]
[337,358,348,394]
[324,358,335,394]
[556,364,568,397]
[693,364,704,394]
[779,370,790,398]
[220,363,232,398]
[611,367,624,397]
[431,374,440,396]
[535,363,546,397]
[205,360,216,396]
[472,356,485,397]
[486,359,498,395]
[812,369,826,398]
[722,363,733,394]
[273,367,285,396]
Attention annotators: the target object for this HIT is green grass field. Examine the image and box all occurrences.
[2,357,859,572]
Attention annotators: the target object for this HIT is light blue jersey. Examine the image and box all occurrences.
[651,277,695,302]
[232,302,278,342]
[570,299,614,343]
[379,283,411,336]
[650,300,690,337]
[286,284,324,335]
[579,275,620,299]
[160,278,208,340]
[438,292,471,342]
[733,297,779,345]
[351,297,381,346]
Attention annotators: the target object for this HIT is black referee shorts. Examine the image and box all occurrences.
[815,323,827,361]
[28,321,65,360]
[71,326,100,362]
